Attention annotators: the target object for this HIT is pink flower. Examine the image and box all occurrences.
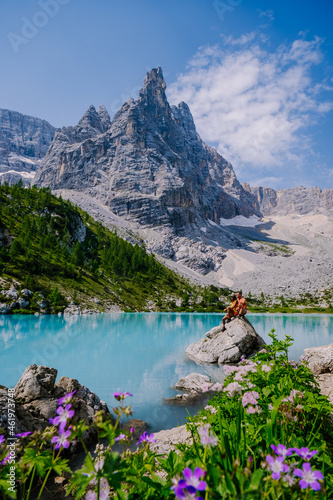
[0,435,5,446]
[204,405,217,414]
[242,391,260,407]
[201,383,212,393]
[223,365,238,376]
[198,424,218,447]
[211,382,223,392]
[262,364,271,372]
[224,382,242,397]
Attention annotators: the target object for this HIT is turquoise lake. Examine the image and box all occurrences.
[1,313,332,431]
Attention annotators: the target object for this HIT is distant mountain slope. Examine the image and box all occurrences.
[0,109,56,185]
[0,183,226,313]
[244,183,333,216]
[34,68,260,230]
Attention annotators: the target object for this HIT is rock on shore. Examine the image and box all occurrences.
[186,316,265,364]
[0,365,110,441]
[301,343,333,405]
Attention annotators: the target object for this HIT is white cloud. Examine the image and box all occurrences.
[258,9,275,22]
[167,35,333,186]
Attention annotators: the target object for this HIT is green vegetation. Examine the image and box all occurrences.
[254,240,295,256]
[246,290,333,314]
[1,333,332,499]
[0,182,231,313]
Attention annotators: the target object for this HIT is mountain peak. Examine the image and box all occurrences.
[97,105,111,131]
[143,67,165,89]
[139,67,169,116]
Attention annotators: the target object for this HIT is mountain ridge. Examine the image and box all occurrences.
[0,108,56,185]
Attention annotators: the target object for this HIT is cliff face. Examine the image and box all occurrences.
[0,109,56,185]
[35,68,260,231]
[244,184,333,216]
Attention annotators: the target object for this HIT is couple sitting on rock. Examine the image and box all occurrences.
[222,291,247,331]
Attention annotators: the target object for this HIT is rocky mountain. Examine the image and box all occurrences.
[35,68,260,229]
[33,68,262,274]
[244,183,333,216]
[0,109,56,185]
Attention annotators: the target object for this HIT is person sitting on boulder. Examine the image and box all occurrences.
[222,294,238,331]
[235,291,247,317]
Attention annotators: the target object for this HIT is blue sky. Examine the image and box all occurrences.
[0,0,332,189]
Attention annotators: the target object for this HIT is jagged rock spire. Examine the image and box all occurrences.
[97,105,111,131]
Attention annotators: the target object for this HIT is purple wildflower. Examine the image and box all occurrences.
[198,424,218,447]
[0,455,11,466]
[294,447,318,461]
[113,391,132,401]
[0,435,5,446]
[271,444,293,458]
[294,463,324,491]
[58,390,76,406]
[49,403,75,430]
[266,455,290,479]
[262,364,271,372]
[136,431,157,444]
[15,432,32,438]
[51,429,71,450]
[171,478,188,499]
[115,433,127,442]
[171,467,207,499]
[183,467,207,492]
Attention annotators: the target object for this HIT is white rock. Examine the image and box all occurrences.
[300,343,333,375]
[186,317,265,364]
[173,373,211,392]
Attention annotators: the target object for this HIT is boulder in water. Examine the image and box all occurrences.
[186,316,265,364]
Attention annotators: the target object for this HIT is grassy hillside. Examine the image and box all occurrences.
[0,182,229,314]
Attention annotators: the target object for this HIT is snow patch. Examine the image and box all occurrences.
[0,170,35,179]
[200,227,207,233]
[219,215,263,227]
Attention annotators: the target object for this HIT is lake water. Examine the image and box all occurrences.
[1,313,332,432]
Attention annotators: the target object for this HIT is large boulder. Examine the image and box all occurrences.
[172,373,211,392]
[1,365,110,440]
[300,344,333,375]
[149,424,193,456]
[15,364,58,402]
[186,316,265,364]
[0,303,10,314]
[301,343,333,405]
